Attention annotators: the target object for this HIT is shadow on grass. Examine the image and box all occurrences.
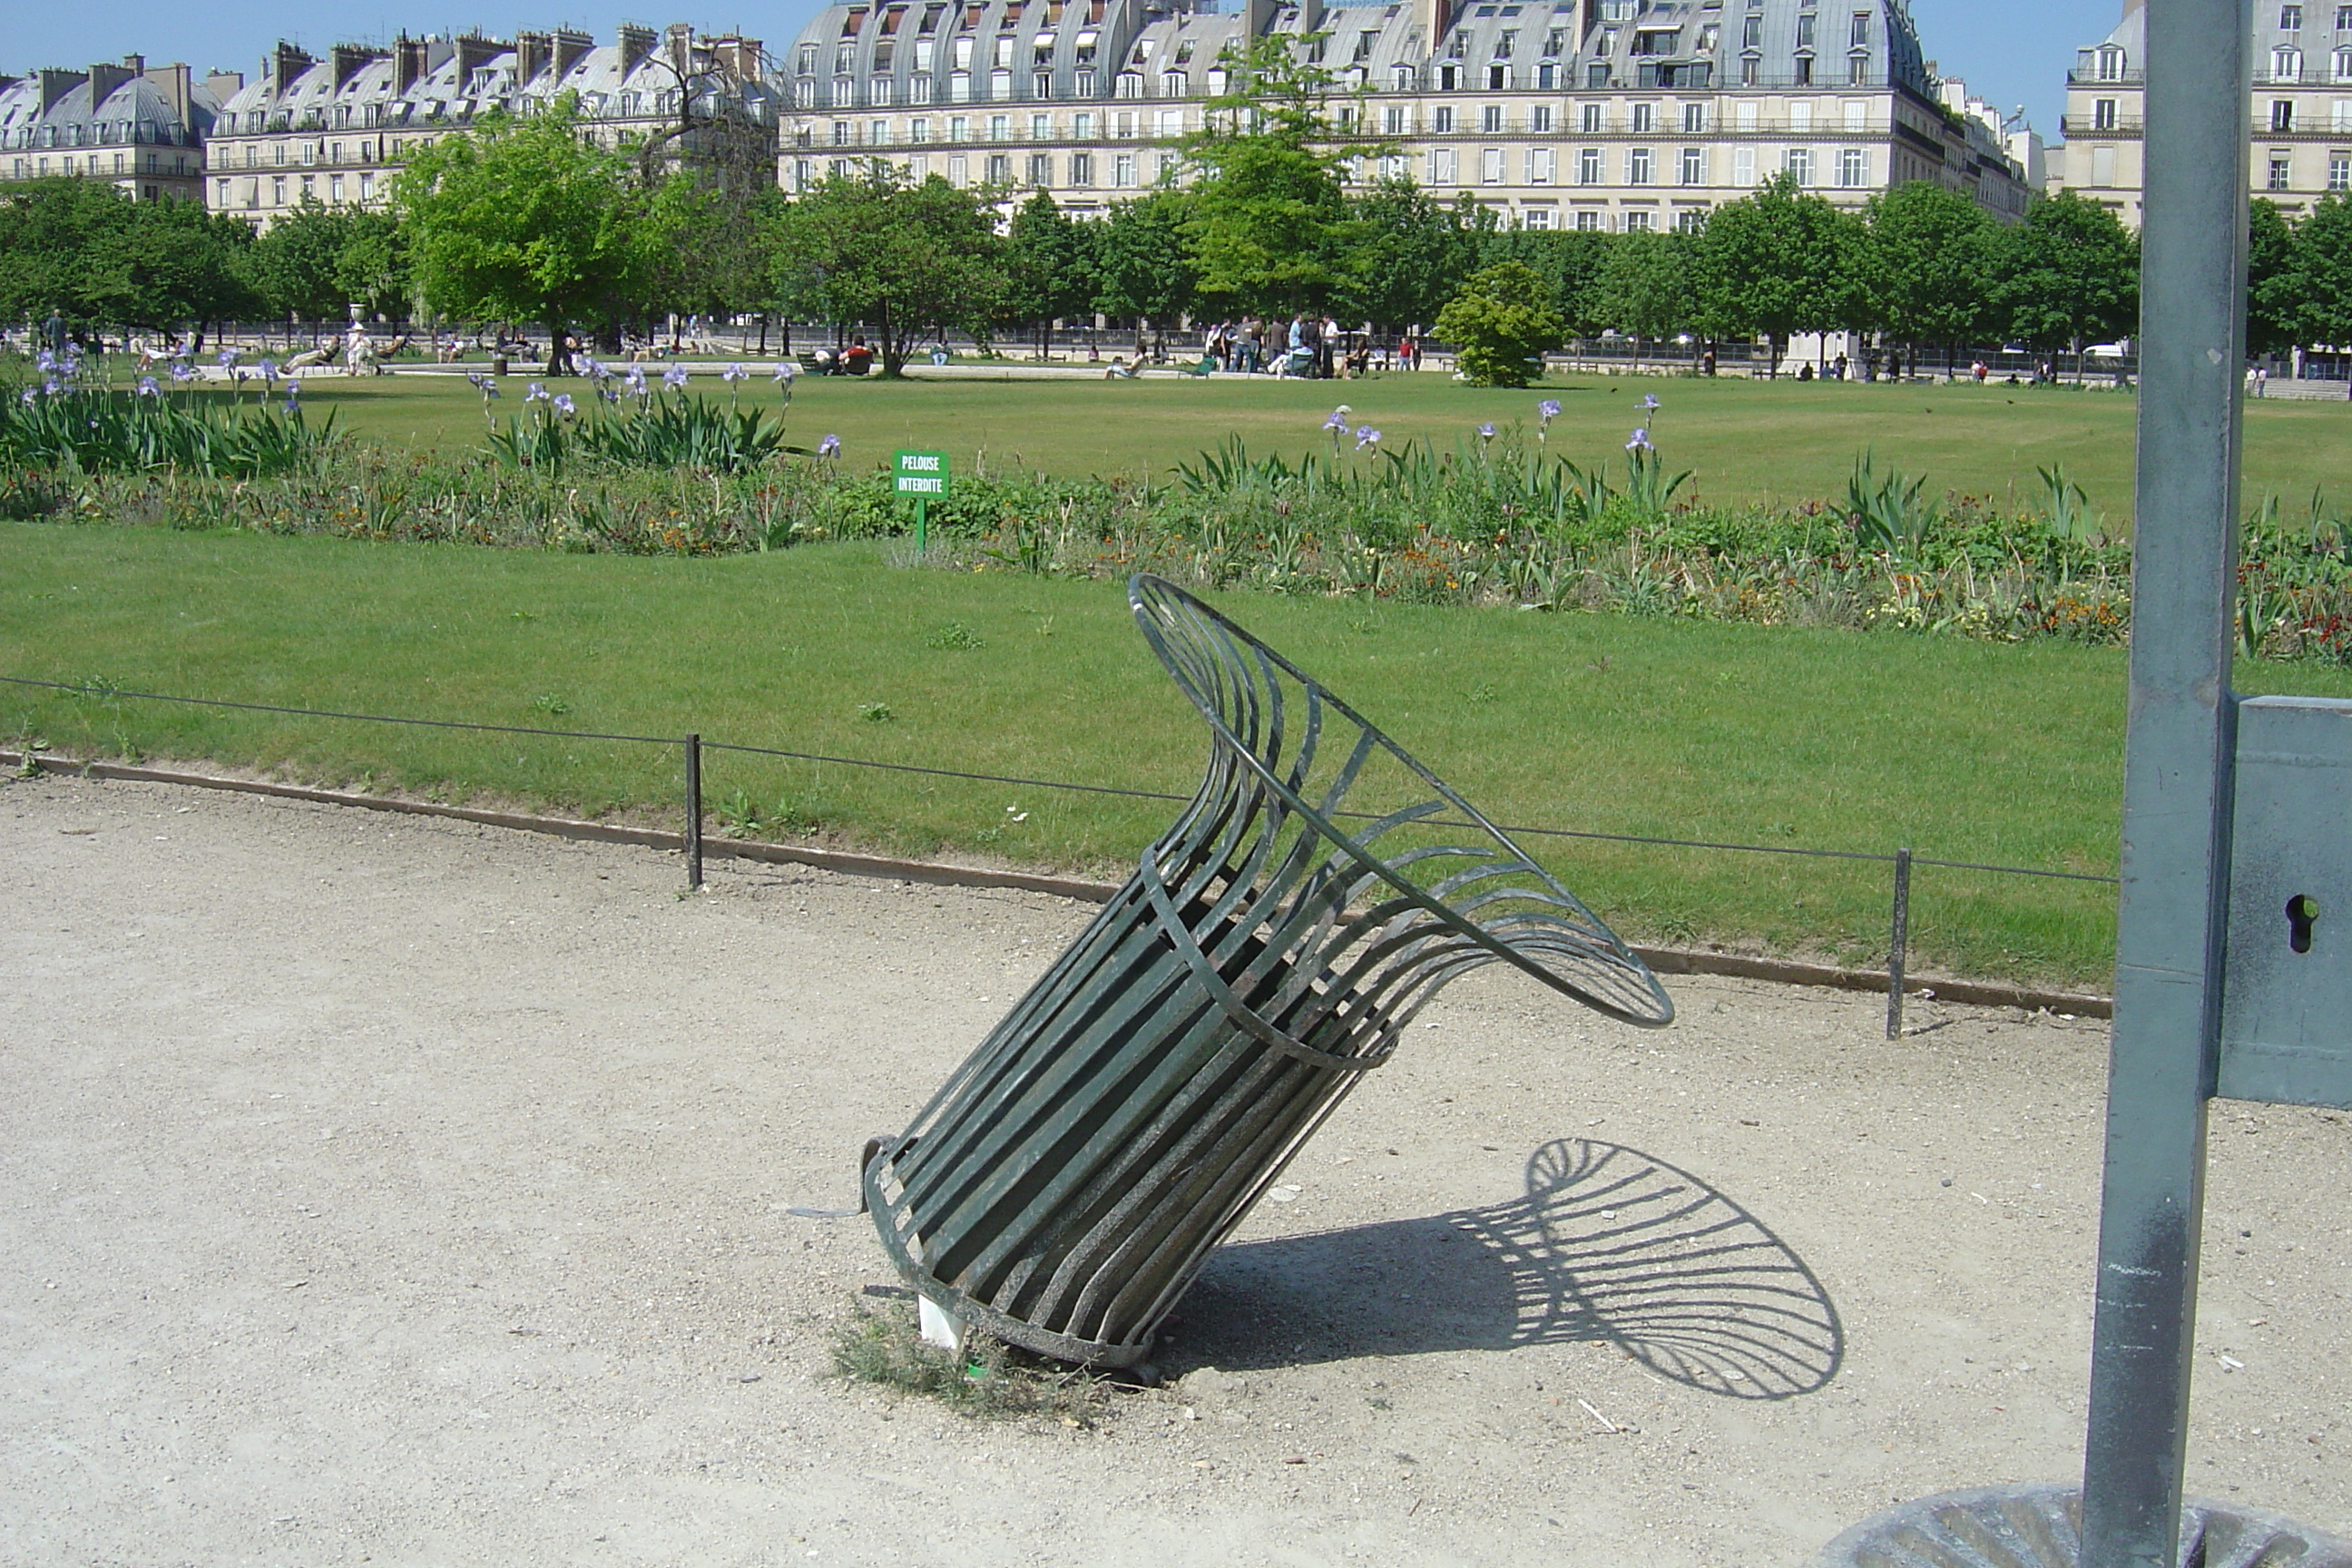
[1161,1138,1842,1400]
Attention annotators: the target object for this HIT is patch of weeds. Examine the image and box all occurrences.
[1466,681,1499,705]
[832,1300,1114,1423]
[533,693,571,715]
[926,621,985,651]
[858,701,895,723]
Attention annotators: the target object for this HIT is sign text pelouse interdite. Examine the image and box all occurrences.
[893,449,950,496]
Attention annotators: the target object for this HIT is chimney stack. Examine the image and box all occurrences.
[554,28,596,77]
[514,30,554,84]
[88,59,137,107]
[144,61,195,128]
[454,33,504,88]
[331,43,384,90]
[39,67,88,113]
[618,24,658,74]
[395,33,431,94]
[272,41,316,87]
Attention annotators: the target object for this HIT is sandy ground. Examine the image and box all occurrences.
[2,770,2347,1568]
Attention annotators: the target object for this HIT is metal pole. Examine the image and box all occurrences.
[2080,0,2249,1558]
[1886,848,1911,1041]
[684,732,704,890]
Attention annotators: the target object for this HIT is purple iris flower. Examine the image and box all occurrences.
[553,393,576,416]
[663,363,690,390]
[818,433,842,456]
[1626,427,1652,452]
[1640,393,1661,411]
[137,376,160,397]
[1355,426,1381,449]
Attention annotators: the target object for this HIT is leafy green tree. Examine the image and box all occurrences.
[1477,225,1612,337]
[2247,196,2299,358]
[1989,190,2139,369]
[0,178,257,336]
[1693,173,1861,376]
[1433,260,1565,387]
[2286,192,2352,352]
[1861,181,1994,377]
[1344,179,1479,329]
[334,206,413,322]
[392,94,701,370]
[765,161,1004,376]
[1090,190,1196,343]
[1176,33,1381,317]
[1588,230,1697,367]
[249,198,360,331]
[999,190,1090,357]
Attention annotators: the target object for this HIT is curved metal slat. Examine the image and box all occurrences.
[863,575,1673,1366]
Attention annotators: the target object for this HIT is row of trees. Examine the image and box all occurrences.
[10,35,2352,378]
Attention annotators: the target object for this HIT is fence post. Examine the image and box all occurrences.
[1886,847,1911,1040]
[683,732,703,890]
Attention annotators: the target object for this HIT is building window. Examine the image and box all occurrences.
[2285,4,2305,27]
[1848,54,1868,85]
[272,175,287,203]
[2336,48,2352,78]
[358,172,374,201]
[1385,104,1409,134]
[1589,63,1612,87]
[2329,152,2350,189]
[2277,47,2305,78]
[1582,102,1604,132]
[1578,146,1602,182]
[1631,102,1654,132]
[1680,146,1705,183]
[1481,146,1504,182]
[1531,105,1553,132]
[2097,45,2125,80]
[948,152,968,184]
[2094,97,2118,129]
[1850,11,1870,45]
[1438,64,1459,91]
[1434,105,1455,132]
[1796,14,1817,47]
[985,152,1010,182]
[988,113,1009,140]
[1524,207,1552,229]
[1628,146,1653,183]
[1527,145,1555,182]
[1538,62,1557,88]
[1574,208,1601,230]
[876,118,893,144]
[1157,109,1181,137]
[329,173,345,201]
[1623,209,1652,230]
[1394,64,1416,91]
[2271,153,2294,188]
[1784,146,1812,184]
[1028,152,1052,183]
[1740,55,1760,85]
[1837,146,1867,186]
[1487,63,1507,88]
[1794,54,1813,84]
[1428,146,1459,183]
[1070,150,1093,184]
[835,119,854,144]
[1683,102,1707,132]
[2275,98,2298,130]
[910,117,931,142]
[1114,152,1136,185]
[1674,207,1705,232]
[1742,15,1762,47]
[1483,104,1504,132]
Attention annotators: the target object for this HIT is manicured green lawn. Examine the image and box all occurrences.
[283,367,2352,518]
[10,520,2351,986]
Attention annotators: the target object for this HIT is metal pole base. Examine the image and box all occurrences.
[1816,1485,2352,1568]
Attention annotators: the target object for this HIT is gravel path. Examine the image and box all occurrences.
[4,771,2346,1567]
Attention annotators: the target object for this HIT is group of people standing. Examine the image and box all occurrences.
[1200,317,1419,379]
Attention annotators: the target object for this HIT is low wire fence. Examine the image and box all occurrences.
[1,671,2117,1031]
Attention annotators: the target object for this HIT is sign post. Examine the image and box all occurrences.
[893,449,950,554]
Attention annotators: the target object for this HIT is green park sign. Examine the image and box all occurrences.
[893,449,950,497]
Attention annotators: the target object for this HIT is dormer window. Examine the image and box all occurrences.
[2096,44,2124,79]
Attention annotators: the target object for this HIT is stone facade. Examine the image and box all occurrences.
[0,55,234,201]
[202,26,778,227]
[777,0,2034,227]
[2057,0,2352,225]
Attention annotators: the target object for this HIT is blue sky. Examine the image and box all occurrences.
[13,0,2119,146]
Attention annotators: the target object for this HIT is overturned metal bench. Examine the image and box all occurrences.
[861,573,1673,1367]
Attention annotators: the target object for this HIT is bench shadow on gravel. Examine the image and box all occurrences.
[1158,1139,1843,1401]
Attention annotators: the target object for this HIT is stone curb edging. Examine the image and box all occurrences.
[4,749,2114,1021]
